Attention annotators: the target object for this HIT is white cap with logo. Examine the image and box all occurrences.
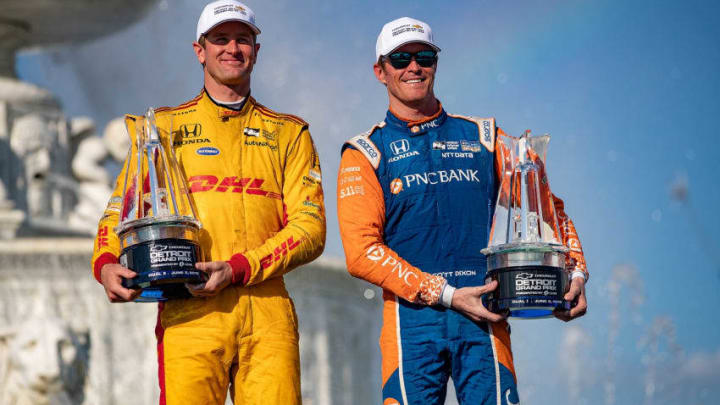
[375,17,440,61]
[196,0,261,41]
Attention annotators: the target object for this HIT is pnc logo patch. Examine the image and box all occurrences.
[390,178,403,194]
[366,245,385,261]
[365,245,418,286]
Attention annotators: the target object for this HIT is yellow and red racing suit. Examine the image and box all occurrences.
[91,90,326,405]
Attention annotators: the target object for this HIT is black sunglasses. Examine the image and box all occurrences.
[385,50,438,69]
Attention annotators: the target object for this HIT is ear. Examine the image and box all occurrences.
[253,42,261,61]
[373,62,387,86]
[193,41,206,65]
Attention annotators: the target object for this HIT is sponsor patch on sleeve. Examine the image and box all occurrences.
[447,114,495,152]
[347,136,381,169]
[339,185,364,199]
[476,118,495,152]
[344,122,384,169]
[308,169,322,181]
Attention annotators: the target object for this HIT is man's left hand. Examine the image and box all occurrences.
[553,277,587,322]
[186,261,233,297]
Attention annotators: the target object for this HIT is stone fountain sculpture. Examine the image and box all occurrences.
[0,317,90,405]
[0,0,157,238]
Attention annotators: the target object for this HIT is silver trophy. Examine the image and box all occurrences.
[481,130,569,318]
[116,108,204,302]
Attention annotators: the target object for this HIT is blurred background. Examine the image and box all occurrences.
[5,0,720,403]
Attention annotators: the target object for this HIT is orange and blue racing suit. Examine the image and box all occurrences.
[337,104,587,405]
[92,90,326,405]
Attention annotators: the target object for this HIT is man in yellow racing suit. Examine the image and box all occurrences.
[90,1,325,404]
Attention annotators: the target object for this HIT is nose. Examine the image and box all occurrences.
[225,39,241,54]
[406,58,422,72]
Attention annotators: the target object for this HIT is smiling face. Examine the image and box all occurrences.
[374,42,438,118]
[193,21,260,99]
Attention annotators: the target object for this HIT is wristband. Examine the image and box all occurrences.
[227,254,251,285]
[570,270,586,281]
[440,283,456,308]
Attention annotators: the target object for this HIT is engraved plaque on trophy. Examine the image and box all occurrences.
[116,108,204,302]
[481,130,569,318]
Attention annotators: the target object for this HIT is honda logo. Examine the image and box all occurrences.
[390,139,410,155]
[180,123,202,138]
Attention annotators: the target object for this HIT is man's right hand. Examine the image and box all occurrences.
[100,263,142,303]
[450,280,506,323]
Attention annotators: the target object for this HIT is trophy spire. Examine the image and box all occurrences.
[482,129,569,318]
[115,108,204,302]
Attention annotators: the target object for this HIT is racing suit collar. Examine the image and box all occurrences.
[201,88,254,119]
[385,101,447,136]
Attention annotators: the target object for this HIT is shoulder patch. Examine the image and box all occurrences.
[344,122,384,169]
[448,114,495,153]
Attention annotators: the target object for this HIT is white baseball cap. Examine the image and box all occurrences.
[375,17,440,61]
[196,0,261,42]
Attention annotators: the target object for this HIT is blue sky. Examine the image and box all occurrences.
[17,0,720,403]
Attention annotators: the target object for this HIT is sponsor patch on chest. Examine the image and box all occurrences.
[388,138,420,163]
[390,168,481,194]
[243,127,260,137]
[196,147,220,156]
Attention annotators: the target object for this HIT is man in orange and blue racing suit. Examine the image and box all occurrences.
[337,17,588,404]
[91,1,325,404]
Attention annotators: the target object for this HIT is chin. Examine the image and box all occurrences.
[403,94,432,104]
[215,73,248,86]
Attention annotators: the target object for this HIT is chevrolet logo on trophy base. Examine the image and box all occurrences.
[116,108,204,302]
[482,130,569,318]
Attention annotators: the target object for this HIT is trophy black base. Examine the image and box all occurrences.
[133,284,195,302]
[485,265,569,319]
[119,237,205,302]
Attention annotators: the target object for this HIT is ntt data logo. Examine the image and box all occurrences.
[366,245,385,261]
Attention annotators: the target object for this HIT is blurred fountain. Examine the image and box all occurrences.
[605,264,644,405]
[639,316,684,405]
[669,171,720,278]
[561,325,592,403]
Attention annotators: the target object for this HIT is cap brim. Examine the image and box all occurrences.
[384,40,441,57]
[199,19,261,40]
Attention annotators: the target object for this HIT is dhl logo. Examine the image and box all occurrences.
[260,236,302,269]
[97,226,109,248]
[187,175,281,199]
